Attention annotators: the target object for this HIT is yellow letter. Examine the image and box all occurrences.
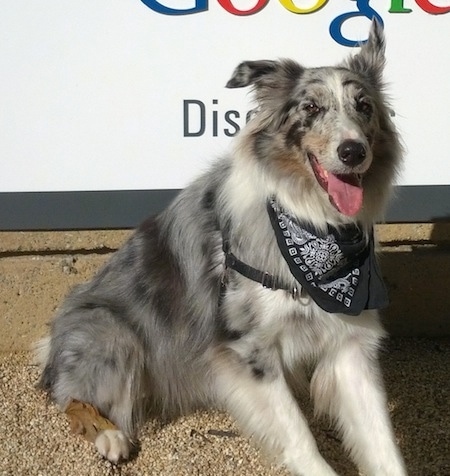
[279,0,328,14]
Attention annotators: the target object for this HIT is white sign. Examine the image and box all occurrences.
[1,0,449,192]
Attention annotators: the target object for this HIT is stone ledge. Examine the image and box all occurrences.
[1,255,109,352]
[1,223,450,254]
[1,225,449,352]
[0,230,131,254]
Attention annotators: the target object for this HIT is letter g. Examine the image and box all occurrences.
[329,0,384,47]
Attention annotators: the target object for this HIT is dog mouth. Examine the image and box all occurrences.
[308,154,363,216]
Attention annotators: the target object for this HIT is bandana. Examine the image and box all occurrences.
[267,198,388,316]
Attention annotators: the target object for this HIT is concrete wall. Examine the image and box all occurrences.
[1,223,449,352]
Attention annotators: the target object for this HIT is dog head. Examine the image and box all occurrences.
[226,20,401,222]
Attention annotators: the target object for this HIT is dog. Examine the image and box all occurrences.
[37,20,407,476]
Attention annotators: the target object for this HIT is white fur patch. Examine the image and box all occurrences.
[32,336,51,368]
[95,429,130,463]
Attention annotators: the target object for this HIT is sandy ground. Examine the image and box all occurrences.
[1,338,448,476]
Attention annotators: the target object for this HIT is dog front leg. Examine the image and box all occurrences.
[311,337,407,476]
[214,349,338,476]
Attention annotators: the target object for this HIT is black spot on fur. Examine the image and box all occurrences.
[254,131,272,159]
[152,288,173,319]
[132,276,152,304]
[138,217,186,326]
[247,348,260,366]
[201,240,209,256]
[285,121,304,148]
[215,311,246,341]
[283,99,300,112]
[246,348,268,379]
[221,326,245,341]
[281,60,305,82]
[202,189,216,210]
[79,301,101,310]
[38,364,56,391]
[103,356,118,372]
[280,99,300,126]
[305,77,324,86]
[303,110,323,130]
[251,366,265,379]
[298,78,324,100]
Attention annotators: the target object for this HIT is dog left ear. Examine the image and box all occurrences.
[344,19,386,87]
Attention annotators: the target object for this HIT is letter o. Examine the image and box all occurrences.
[279,0,328,14]
[218,0,269,16]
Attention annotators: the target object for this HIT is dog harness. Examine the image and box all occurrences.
[222,197,389,316]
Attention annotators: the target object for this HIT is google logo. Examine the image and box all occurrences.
[141,0,450,46]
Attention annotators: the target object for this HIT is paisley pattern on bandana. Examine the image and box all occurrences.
[267,197,389,315]
[279,214,344,276]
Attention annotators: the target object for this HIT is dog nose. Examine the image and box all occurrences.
[337,140,366,166]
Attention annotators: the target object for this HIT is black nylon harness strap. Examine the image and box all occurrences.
[221,226,299,298]
[225,252,278,290]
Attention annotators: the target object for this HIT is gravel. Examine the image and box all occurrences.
[1,338,448,476]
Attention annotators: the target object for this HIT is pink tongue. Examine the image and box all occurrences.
[327,173,363,216]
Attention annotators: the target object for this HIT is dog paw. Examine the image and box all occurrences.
[95,429,130,463]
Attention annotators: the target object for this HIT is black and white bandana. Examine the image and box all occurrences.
[267,198,388,316]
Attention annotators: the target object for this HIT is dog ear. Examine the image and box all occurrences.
[345,19,386,87]
[225,60,279,89]
[226,60,303,90]
[225,59,304,129]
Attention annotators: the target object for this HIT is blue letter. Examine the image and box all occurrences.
[329,0,384,47]
[141,0,207,15]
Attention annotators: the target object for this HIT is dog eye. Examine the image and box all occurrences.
[303,102,321,115]
[356,98,373,116]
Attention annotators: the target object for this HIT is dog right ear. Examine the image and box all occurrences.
[225,60,279,89]
[226,59,303,126]
[226,59,304,104]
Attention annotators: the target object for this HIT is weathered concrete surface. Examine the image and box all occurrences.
[1,255,109,352]
[1,224,449,352]
[1,223,449,253]
[0,230,131,253]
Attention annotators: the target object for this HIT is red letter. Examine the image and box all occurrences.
[415,0,450,14]
[218,0,269,16]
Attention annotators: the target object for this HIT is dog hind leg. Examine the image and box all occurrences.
[39,307,147,463]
